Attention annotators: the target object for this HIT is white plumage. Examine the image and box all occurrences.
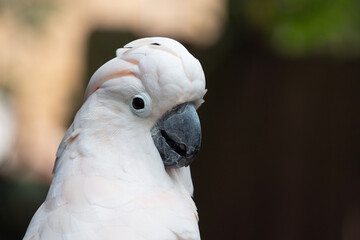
[23,37,206,240]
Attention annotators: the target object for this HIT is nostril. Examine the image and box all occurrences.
[178,143,186,152]
[160,130,187,156]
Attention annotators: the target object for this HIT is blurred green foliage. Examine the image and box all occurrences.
[0,177,48,239]
[1,0,359,58]
[234,0,360,58]
[0,0,57,29]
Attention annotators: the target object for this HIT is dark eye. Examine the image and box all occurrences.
[130,92,152,118]
[132,97,145,109]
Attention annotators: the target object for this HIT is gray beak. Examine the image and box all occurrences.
[151,102,201,168]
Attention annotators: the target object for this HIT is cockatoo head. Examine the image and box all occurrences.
[83,37,206,168]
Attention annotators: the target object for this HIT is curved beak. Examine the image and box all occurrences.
[151,103,201,168]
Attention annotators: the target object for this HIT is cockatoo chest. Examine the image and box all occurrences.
[45,174,198,239]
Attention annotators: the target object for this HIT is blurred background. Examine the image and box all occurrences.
[0,0,360,239]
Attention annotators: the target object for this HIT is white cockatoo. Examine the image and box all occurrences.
[23,37,207,240]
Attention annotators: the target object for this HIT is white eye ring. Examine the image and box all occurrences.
[130,92,152,118]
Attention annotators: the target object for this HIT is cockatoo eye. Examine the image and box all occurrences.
[130,92,152,118]
[132,97,144,109]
